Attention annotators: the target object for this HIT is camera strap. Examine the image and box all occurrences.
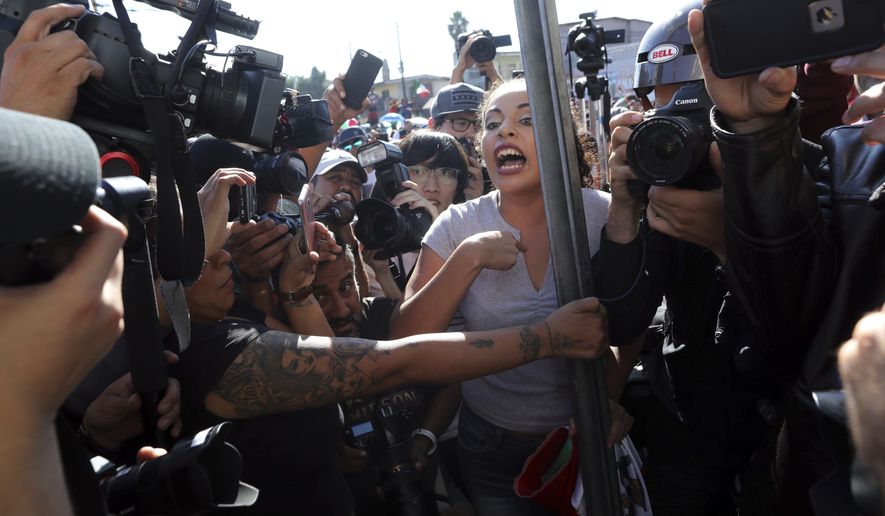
[112,0,205,286]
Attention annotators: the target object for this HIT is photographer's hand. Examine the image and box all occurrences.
[0,205,124,516]
[0,206,126,416]
[476,60,504,85]
[362,246,402,300]
[687,5,795,134]
[197,168,255,258]
[228,219,293,282]
[409,434,433,473]
[838,304,885,472]
[451,36,476,84]
[606,111,644,244]
[82,352,183,451]
[0,3,104,120]
[325,75,370,129]
[277,224,336,336]
[334,442,368,474]
[646,144,726,261]
[390,180,439,220]
[832,45,885,144]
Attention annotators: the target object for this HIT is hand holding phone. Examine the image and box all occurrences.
[298,184,316,254]
[342,50,383,110]
[703,0,885,78]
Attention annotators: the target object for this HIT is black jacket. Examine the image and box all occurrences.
[713,96,885,514]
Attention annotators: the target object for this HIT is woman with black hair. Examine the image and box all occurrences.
[363,130,471,299]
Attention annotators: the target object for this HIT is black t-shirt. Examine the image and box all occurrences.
[173,319,351,516]
[340,298,439,515]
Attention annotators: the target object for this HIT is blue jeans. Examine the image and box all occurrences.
[457,404,555,516]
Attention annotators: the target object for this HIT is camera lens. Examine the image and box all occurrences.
[626,116,705,186]
[649,128,684,164]
[469,36,496,62]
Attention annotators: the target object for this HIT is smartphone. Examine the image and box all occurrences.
[704,0,885,78]
[298,183,316,254]
[342,49,384,110]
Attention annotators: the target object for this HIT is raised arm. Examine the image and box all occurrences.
[204,297,608,419]
[389,231,524,338]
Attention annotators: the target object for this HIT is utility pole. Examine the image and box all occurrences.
[396,23,409,107]
[514,0,621,514]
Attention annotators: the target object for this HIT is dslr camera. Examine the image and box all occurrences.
[259,199,355,234]
[626,81,719,190]
[354,141,433,259]
[343,391,438,516]
[99,423,258,515]
[456,29,512,63]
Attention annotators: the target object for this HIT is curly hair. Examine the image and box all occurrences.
[474,77,600,188]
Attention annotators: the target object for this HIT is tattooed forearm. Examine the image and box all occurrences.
[470,338,494,349]
[518,326,542,361]
[212,330,393,417]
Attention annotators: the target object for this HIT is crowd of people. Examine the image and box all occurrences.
[1,1,885,515]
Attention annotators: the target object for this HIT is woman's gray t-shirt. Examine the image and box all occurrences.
[422,188,610,434]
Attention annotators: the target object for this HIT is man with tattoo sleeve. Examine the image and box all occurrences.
[172,241,607,515]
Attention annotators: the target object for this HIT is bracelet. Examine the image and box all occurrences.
[411,428,437,455]
[77,423,123,458]
[278,286,314,307]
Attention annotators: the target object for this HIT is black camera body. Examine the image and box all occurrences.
[0,176,148,286]
[354,141,433,260]
[626,81,719,190]
[101,423,257,515]
[0,0,293,178]
[566,11,624,75]
[258,199,355,234]
[456,29,512,63]
[273,91,335,151]
[342,390,438,516]
[65,10,284,149]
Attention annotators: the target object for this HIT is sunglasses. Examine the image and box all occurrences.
[342,139,366,153]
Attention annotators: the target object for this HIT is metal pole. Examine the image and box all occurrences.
[513,1,621,514]
[396,23,409,105]
[594,97,611,189]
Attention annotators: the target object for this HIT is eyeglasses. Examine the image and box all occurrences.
[446,117,481,132]
[342,139,366,153]
[407,166,460,185]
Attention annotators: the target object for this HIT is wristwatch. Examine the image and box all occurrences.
[279,285,314,307]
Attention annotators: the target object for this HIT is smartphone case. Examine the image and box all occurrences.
[342,50,383,110]
[704,0,885,78]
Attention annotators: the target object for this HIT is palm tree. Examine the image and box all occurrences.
[447,11,469,45]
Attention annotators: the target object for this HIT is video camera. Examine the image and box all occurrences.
[0,0,312,178]
[566,11,624,101]
[343,390,438,516]
[626,81,719,190]
[456,29,512,63]
[354,141,433,260]
[98,423,258,515]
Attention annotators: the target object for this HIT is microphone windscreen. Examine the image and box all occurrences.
[0,108,100,244]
